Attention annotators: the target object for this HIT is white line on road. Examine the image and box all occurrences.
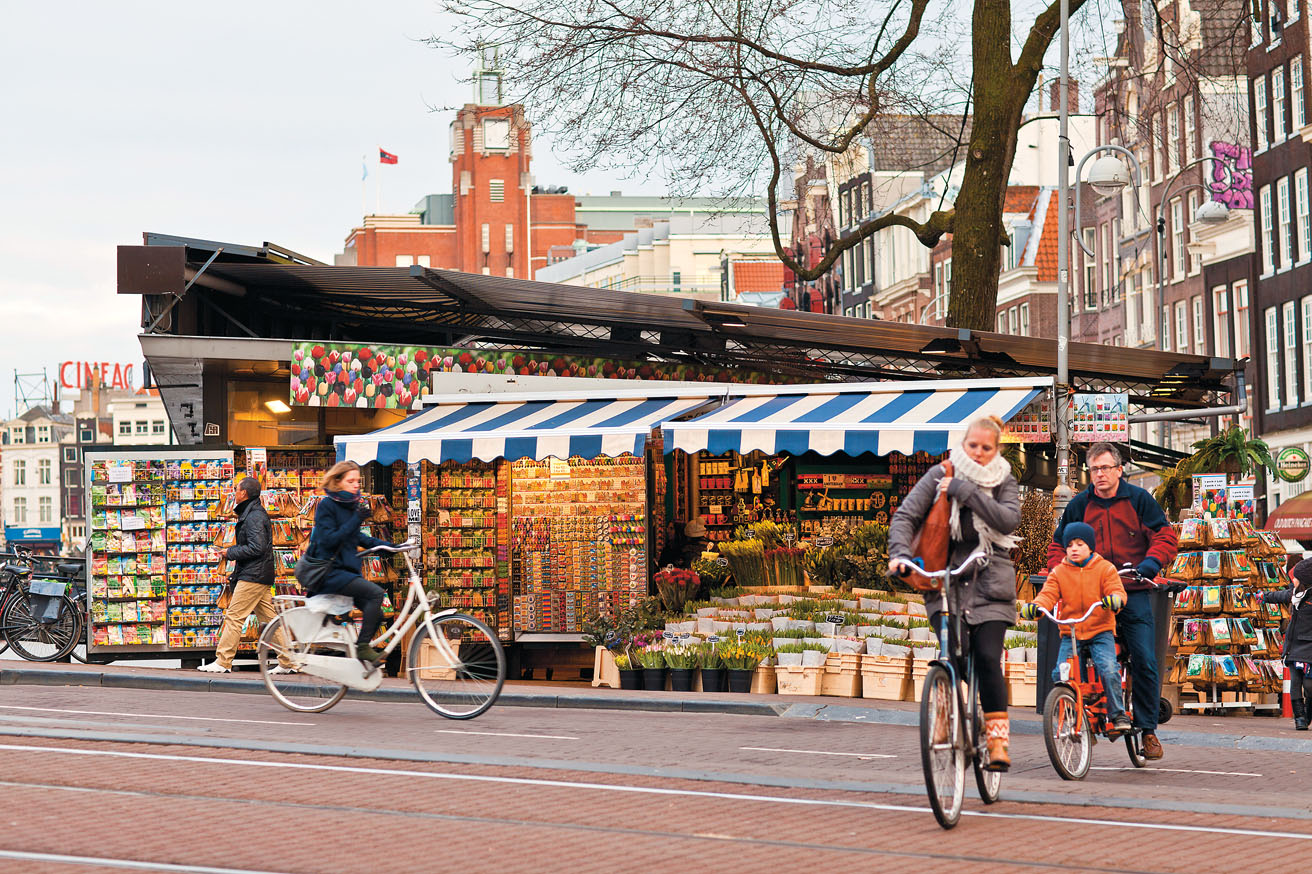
[0,705,311,727]
[1091,766,1263,777]
[1,742,1306,842]
[0,849,292,874]
[436,729,578,740]
[740,746,896,759]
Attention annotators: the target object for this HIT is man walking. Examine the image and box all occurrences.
[1048,443,1178,759]
[199,477,294,673]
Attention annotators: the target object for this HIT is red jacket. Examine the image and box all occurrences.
[1046,481,1178,590]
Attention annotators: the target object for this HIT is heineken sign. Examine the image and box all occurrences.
[1275,447,1311,483]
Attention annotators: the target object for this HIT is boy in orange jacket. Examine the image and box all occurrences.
[1019,522,1131,735]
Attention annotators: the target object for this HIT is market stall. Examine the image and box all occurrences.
[334,387,720,641]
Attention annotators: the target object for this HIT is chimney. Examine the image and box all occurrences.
[1049,80,1080,114]
[52,381,60,415]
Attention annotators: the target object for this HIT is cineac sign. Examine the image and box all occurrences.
[59,361,135,391]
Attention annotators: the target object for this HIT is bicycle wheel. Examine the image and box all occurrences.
[408,613,506,719]
[1125,732,1147,767]
[1043,685,1092,780]
[1,593,81,661]
[919,664,965,828]
[257,614,348,713]
[972,706,1002,803]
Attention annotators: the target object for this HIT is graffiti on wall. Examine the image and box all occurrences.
[1209,142,1253,209]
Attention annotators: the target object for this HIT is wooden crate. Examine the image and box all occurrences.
[751,664,777,694]
[821,652,863,697]
[775,665,823,696]
[860,654,911,701]
[414,636,460,680]
[910,658,933,703]
[1006,662,1037,707]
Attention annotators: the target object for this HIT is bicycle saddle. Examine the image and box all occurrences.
[56,563,84,578]
[1,563,30,576]
[304,594,355,616]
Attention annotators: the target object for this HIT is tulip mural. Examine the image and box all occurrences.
[289,343,802,408]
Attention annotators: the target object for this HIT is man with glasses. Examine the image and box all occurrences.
[1047,443,1178,759]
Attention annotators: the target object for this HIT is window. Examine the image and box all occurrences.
[480,223,490,253]
[12,460,25,486]
[1175,300,1189,351]
[1111,218,1122,301]
[1256,76,1269,151]
[1293,0,1302,23]
[1158,111,1169,176]
[1266,306,1282,409]
[415,255,430,268]
[12,498,26,525]
[1187,191,1202,274]
[1167,103,1180,172]
[1303,295,1312,401]
[1161,304,1173,350]
[1285,301,1300,406]
[489,179,504,202]
[1274,69,1288,141]
[933,263,943,313]
[1193,295,1205,353]
[1102,223,1113,306]
[62,446,77,463]
[672,271,681,289]
[504,225,514,255]
[1019,303,1030,336]
[1213,287,1231,357]
[36,425,49,444]
[1083,229,1097,307]
[151,421,165,435]
[38,496,51,524]
[134,420,148,435]
[1171,198,1185,279]
[117,420,131,437]
[1298,170,1311,264]
[1234,281,1251,358]
[1261,185,1275,274]
[64,468,79,487]
[1295,58,1307,128]
[1184,99,1196,162]
[37,458,50,485]
[1008,306,1018,333]
[1279,177,1294,267]
[482,118,510,150]
[941,259,952,319]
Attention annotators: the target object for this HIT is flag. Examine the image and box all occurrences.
[379,148,398,165]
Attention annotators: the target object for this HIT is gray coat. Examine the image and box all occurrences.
[887,463,1021,626]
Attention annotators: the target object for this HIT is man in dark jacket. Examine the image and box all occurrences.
[1048,443,1178,759]
[200,477,293,673]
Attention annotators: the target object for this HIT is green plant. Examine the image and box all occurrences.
[764,546,806,587]
[663,644,699,669]
[775,641,830,653]
[718,640,763,670]
[697,643,723,669]
[709,585,747,599]
[635,646,667,669]
[805,545,844,588]
[1004,635,1030,650]
[1190,427,1277,478]
[691,557,731,588]
[907,617,932,629]
[581,612,622,650]
[719,538,766,587]
[614,653,633,670]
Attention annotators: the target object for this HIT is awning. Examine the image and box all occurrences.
[1268,490,1312,541]
[335,388,718,465]
[663,378,1050,456]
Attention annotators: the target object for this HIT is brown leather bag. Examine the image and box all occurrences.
[907,460,953,593]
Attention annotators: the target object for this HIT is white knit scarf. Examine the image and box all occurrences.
[947,446,1019,555]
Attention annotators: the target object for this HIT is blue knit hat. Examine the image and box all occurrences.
[1062,521,1096,552]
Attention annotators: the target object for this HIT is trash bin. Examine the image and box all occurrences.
[1033,586,1174,715]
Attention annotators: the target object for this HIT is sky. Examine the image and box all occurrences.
[0,1,662,420]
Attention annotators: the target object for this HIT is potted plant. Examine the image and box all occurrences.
[1189,427,1278,477]
[663,644,699,691]
[636,644,668,691]
[613,652,641,689]
[698,642,726,692]
[719,640,763,692]
[654,567,702,614]
[775,641,807,667]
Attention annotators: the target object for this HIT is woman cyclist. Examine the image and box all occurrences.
[306,460,403,663]
[888,415,1021,770]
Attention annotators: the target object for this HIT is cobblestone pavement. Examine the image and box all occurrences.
[0,683,1308,873]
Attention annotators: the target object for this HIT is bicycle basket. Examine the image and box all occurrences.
[27,579,68,623]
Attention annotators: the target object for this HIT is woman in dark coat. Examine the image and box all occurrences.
[888,414,1021,770]
[307,460,400,662]
[1263,557,1312,730]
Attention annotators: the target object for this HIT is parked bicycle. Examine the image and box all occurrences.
[0,550,84,662]
[257,541,506,718]
[896,548,1000,829]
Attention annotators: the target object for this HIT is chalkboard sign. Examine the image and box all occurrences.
[662,630,676,640]
[825,613,845,626]
[716,557,729,567]
[707,635,721,642]
[745,528,756,539]
[816,536,835,547]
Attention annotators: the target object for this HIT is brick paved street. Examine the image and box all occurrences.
[0,680,1308,872]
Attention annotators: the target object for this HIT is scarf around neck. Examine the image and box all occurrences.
[947,446,1018,555]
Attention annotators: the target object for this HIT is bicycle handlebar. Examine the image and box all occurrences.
[360,540,420,555]
[889,548,990,581]
[1033,602,1104,626]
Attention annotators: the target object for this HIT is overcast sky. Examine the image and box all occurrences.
[0,1,661,419]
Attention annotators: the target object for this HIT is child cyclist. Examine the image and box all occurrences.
[1019,522,1132,735]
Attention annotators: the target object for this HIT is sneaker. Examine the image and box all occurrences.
[1109,715,1132,736]
[356,643,384,663]
[197,662,230,673]
[1142,731,1164,760]
[268,665,299,675]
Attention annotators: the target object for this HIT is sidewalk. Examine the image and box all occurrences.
[4,659,1310,750]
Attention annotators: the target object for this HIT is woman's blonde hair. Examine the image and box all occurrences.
[321,460,360,491]
[964,414,1006,443]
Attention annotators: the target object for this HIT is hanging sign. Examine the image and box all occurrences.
[1071,392,1129,443]
[1275,447,1310,483]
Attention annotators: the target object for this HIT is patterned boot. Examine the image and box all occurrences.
[983,711,1010,772]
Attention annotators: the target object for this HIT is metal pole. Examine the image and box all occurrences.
[1054,0,1073,516]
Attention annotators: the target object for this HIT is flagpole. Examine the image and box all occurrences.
[376,148,382,215]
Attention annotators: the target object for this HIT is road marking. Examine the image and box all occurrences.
[1,742,1307,842]
[0,705,311,727]
[0,849,292,874]
[740,746,896,759]
[436,729,578,740]
[1091,766,1263,777]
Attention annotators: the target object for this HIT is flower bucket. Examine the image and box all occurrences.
[801,649,826,667]
[865,637,884,656]
[909,627,935,643]
[878,625,909,641]
[859,598,882,610]
[669,668,695,692]
[838,599,858,610]
[618,669,641,690]
[777,651,804,667]
[697,607,718,617]
[642,667,668,691]
[700,668,726,693]
[772,637,792,650]
[833,637,864,654]
[814,621,837,636]
[771,616,790,631]
[755,608,776,620]
[727,668,755,693]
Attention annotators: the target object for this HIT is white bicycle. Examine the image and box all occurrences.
[257,542,506,718]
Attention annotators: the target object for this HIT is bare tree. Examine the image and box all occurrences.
[437,0,1093,330]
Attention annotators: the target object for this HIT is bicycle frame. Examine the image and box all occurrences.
[933,565,984,758]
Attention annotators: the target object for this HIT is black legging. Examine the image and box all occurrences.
[930,614,1010,713]
[336,576,385,644]
[1290,665,1312,705]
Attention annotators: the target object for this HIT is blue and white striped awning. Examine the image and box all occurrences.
[663,378,1051,457]
[335,389,718,465]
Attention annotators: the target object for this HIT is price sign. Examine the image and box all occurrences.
[121,515,145,531]
[826,613,845,625]
[662,630,676,640]
[679,632,691,641]
[735,627,745,637]
[716,557,729,567]
[816,536,834,547]
[745,528,756,539]
[783,530,797,545]
[707,635,721,642]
